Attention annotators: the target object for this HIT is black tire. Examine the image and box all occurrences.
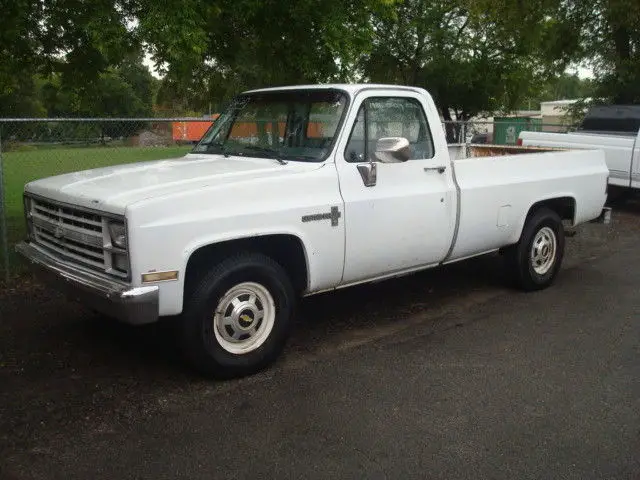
[504,207,565,291]
[180,252,296,379]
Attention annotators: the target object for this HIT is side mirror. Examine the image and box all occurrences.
[374,137,411,163]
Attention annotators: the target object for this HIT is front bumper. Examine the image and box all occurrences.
[16,242,159,325]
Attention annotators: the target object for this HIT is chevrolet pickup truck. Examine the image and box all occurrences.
[519,105,640,200]
[17,84,611,378]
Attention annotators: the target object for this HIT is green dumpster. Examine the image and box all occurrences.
[494,117,542,145]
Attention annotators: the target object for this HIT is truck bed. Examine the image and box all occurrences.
[447,147,609,261]
[448,143,563,160]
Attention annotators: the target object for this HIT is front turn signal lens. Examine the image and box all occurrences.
[141,270,179,283]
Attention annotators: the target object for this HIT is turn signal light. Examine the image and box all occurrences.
[141,270,179,283]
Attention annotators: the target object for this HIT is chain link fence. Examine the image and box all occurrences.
[0,118,214,283]
[0,117,574,284]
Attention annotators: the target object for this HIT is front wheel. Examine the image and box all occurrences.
[505,207,565,291]
[180,253,296,379]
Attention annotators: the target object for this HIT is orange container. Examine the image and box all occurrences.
[172,117,219,142]
[172,117,326,142]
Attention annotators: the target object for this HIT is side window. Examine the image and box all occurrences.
[345,97,435,162]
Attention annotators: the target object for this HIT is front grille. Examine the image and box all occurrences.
[26,196,129,279]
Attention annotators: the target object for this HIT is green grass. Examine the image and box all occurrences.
[0,145,192,277]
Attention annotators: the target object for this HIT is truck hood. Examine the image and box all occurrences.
[25,153,323,214]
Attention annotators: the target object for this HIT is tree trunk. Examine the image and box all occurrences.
[610,18,633,103]
[440,104,457,143]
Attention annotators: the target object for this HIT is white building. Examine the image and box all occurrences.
[540,99,581,131]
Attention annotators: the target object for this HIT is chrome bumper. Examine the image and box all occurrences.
[16,242,159,325]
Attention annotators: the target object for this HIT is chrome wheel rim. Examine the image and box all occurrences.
[530,226,557,275]
[213,282,276,354]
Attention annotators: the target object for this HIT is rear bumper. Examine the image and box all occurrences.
[16,242,159,325]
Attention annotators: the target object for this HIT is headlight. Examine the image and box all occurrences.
[107,222,127,249]
[112,253,129,272]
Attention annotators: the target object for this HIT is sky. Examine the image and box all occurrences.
[143,52,163,79]
[570,64,594,79]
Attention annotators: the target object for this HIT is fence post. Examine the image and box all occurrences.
[0,126,9,282]
[461,121,467,157]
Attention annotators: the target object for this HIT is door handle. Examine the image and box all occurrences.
[424,166,447,174]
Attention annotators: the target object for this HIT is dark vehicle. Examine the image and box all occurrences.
[578,105,640,135]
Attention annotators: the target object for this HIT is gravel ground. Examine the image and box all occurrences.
[1,197,639,479]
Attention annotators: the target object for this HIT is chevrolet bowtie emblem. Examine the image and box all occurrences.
[301,206,341,227]
[53,226,65,239]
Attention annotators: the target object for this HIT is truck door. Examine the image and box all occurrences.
[335,90,457,284]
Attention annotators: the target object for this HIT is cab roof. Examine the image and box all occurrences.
[244,83,426,96]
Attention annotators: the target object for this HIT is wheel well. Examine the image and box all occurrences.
[184,235,309,298]
[528,197,576,224]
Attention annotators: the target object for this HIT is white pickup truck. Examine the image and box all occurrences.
[520,111,640,199]
[17,84,610,378]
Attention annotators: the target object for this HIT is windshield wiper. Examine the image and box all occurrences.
[241,145,288,165]
[282,153,320,162]
[196,141,230,157]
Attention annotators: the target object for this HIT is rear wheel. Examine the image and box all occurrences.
[180,252,296,379]
[505,207,565,291]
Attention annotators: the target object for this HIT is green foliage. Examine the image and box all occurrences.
[362,0,578,125]
[0,0,45,116]
[563,0,640,104]
[0,0,139,117]
[516,74,595,111]
[140,0,392,108]
[35,51,156,119]
[2,0,638,121]
[595,1,640,103]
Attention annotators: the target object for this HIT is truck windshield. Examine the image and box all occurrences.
[192,90,348,162]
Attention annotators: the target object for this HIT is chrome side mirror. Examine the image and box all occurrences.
[374,137,411,163]
[354,137,410,187]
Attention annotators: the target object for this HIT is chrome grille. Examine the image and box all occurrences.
[26,196,129,278]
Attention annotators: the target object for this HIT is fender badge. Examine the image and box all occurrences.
[302,206,341,227]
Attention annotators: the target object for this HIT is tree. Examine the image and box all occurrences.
[0,0,46,116]
[360,0,578,141]
[36,51,156,117]
[117,53,159,113]
[5,0,636,122]
[567,0,640,104]
[515,73,595,111]
[137,0,390,106]
[31,53,156,141]
[0,0,139,117]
